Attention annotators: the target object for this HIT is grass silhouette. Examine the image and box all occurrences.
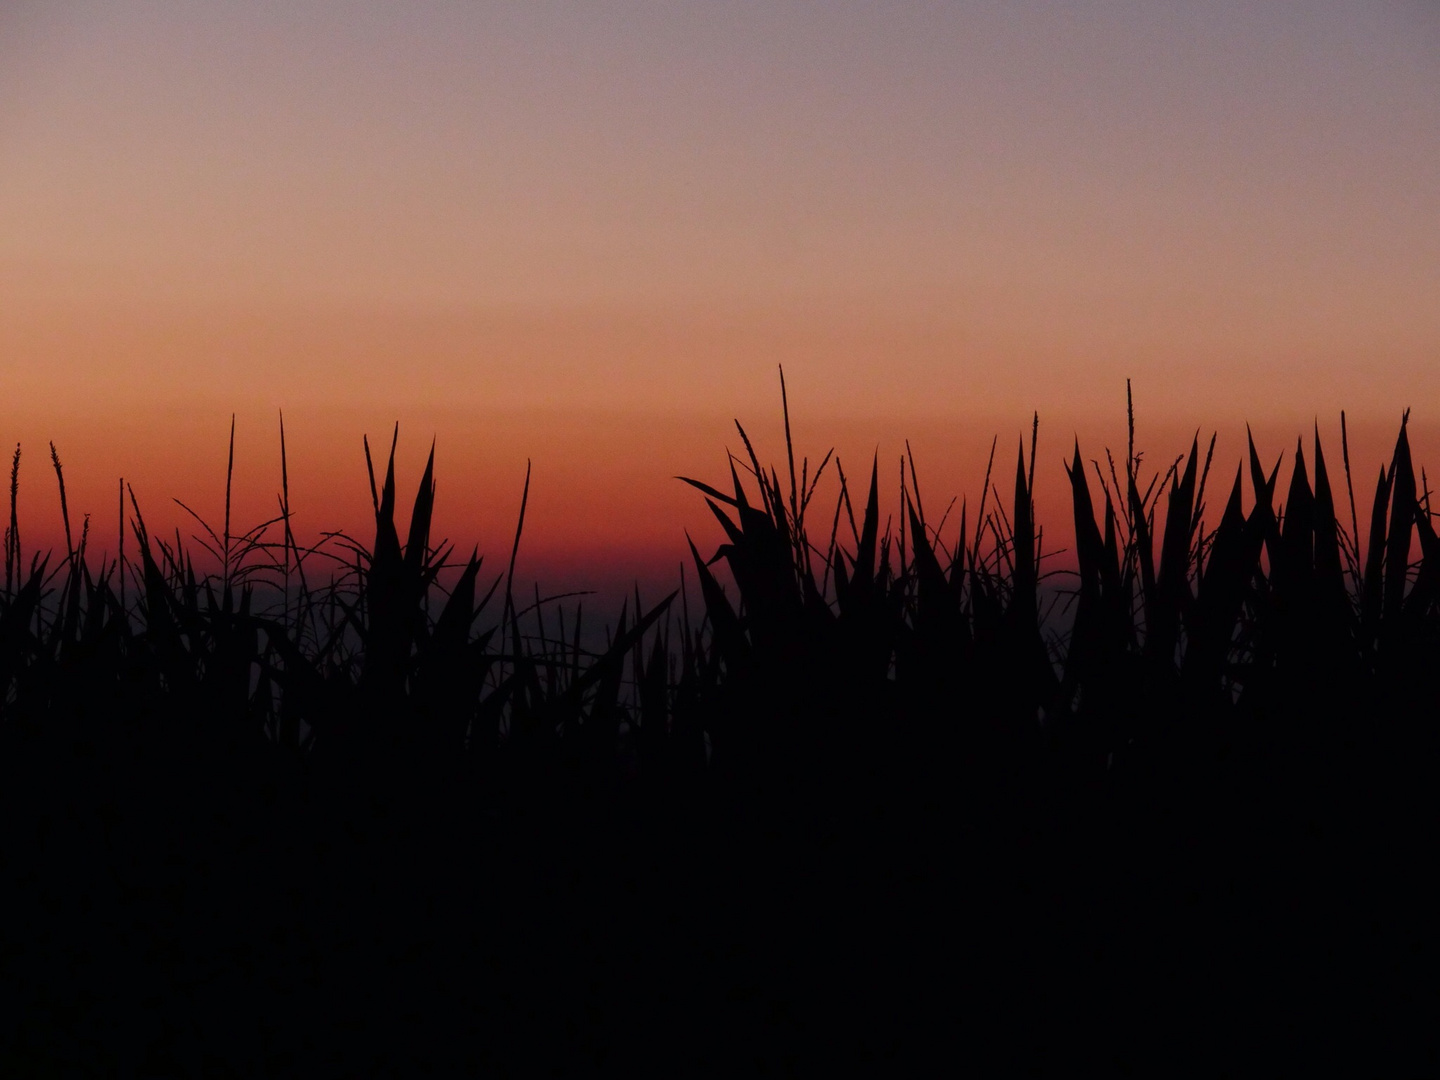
[0,376,1432,1070]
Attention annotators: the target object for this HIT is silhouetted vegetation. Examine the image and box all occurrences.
[0,380,1432,1070]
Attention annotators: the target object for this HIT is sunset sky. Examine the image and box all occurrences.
[2,2,1437,601]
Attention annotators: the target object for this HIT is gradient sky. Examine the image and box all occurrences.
[2,2,1437,599]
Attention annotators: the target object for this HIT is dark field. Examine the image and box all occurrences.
[0,383,1433,1071]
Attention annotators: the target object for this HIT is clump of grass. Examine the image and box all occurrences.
[1,376,1434,1069]
[0,382,1431,803]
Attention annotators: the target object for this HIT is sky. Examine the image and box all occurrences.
[1,2,1437,603]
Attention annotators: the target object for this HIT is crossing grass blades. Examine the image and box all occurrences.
[0,378,1433,1070]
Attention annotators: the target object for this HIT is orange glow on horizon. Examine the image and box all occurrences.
[4,390,1435,615]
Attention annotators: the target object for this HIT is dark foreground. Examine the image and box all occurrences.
[0,399,1436,1070]
[1,698,1431,1074]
